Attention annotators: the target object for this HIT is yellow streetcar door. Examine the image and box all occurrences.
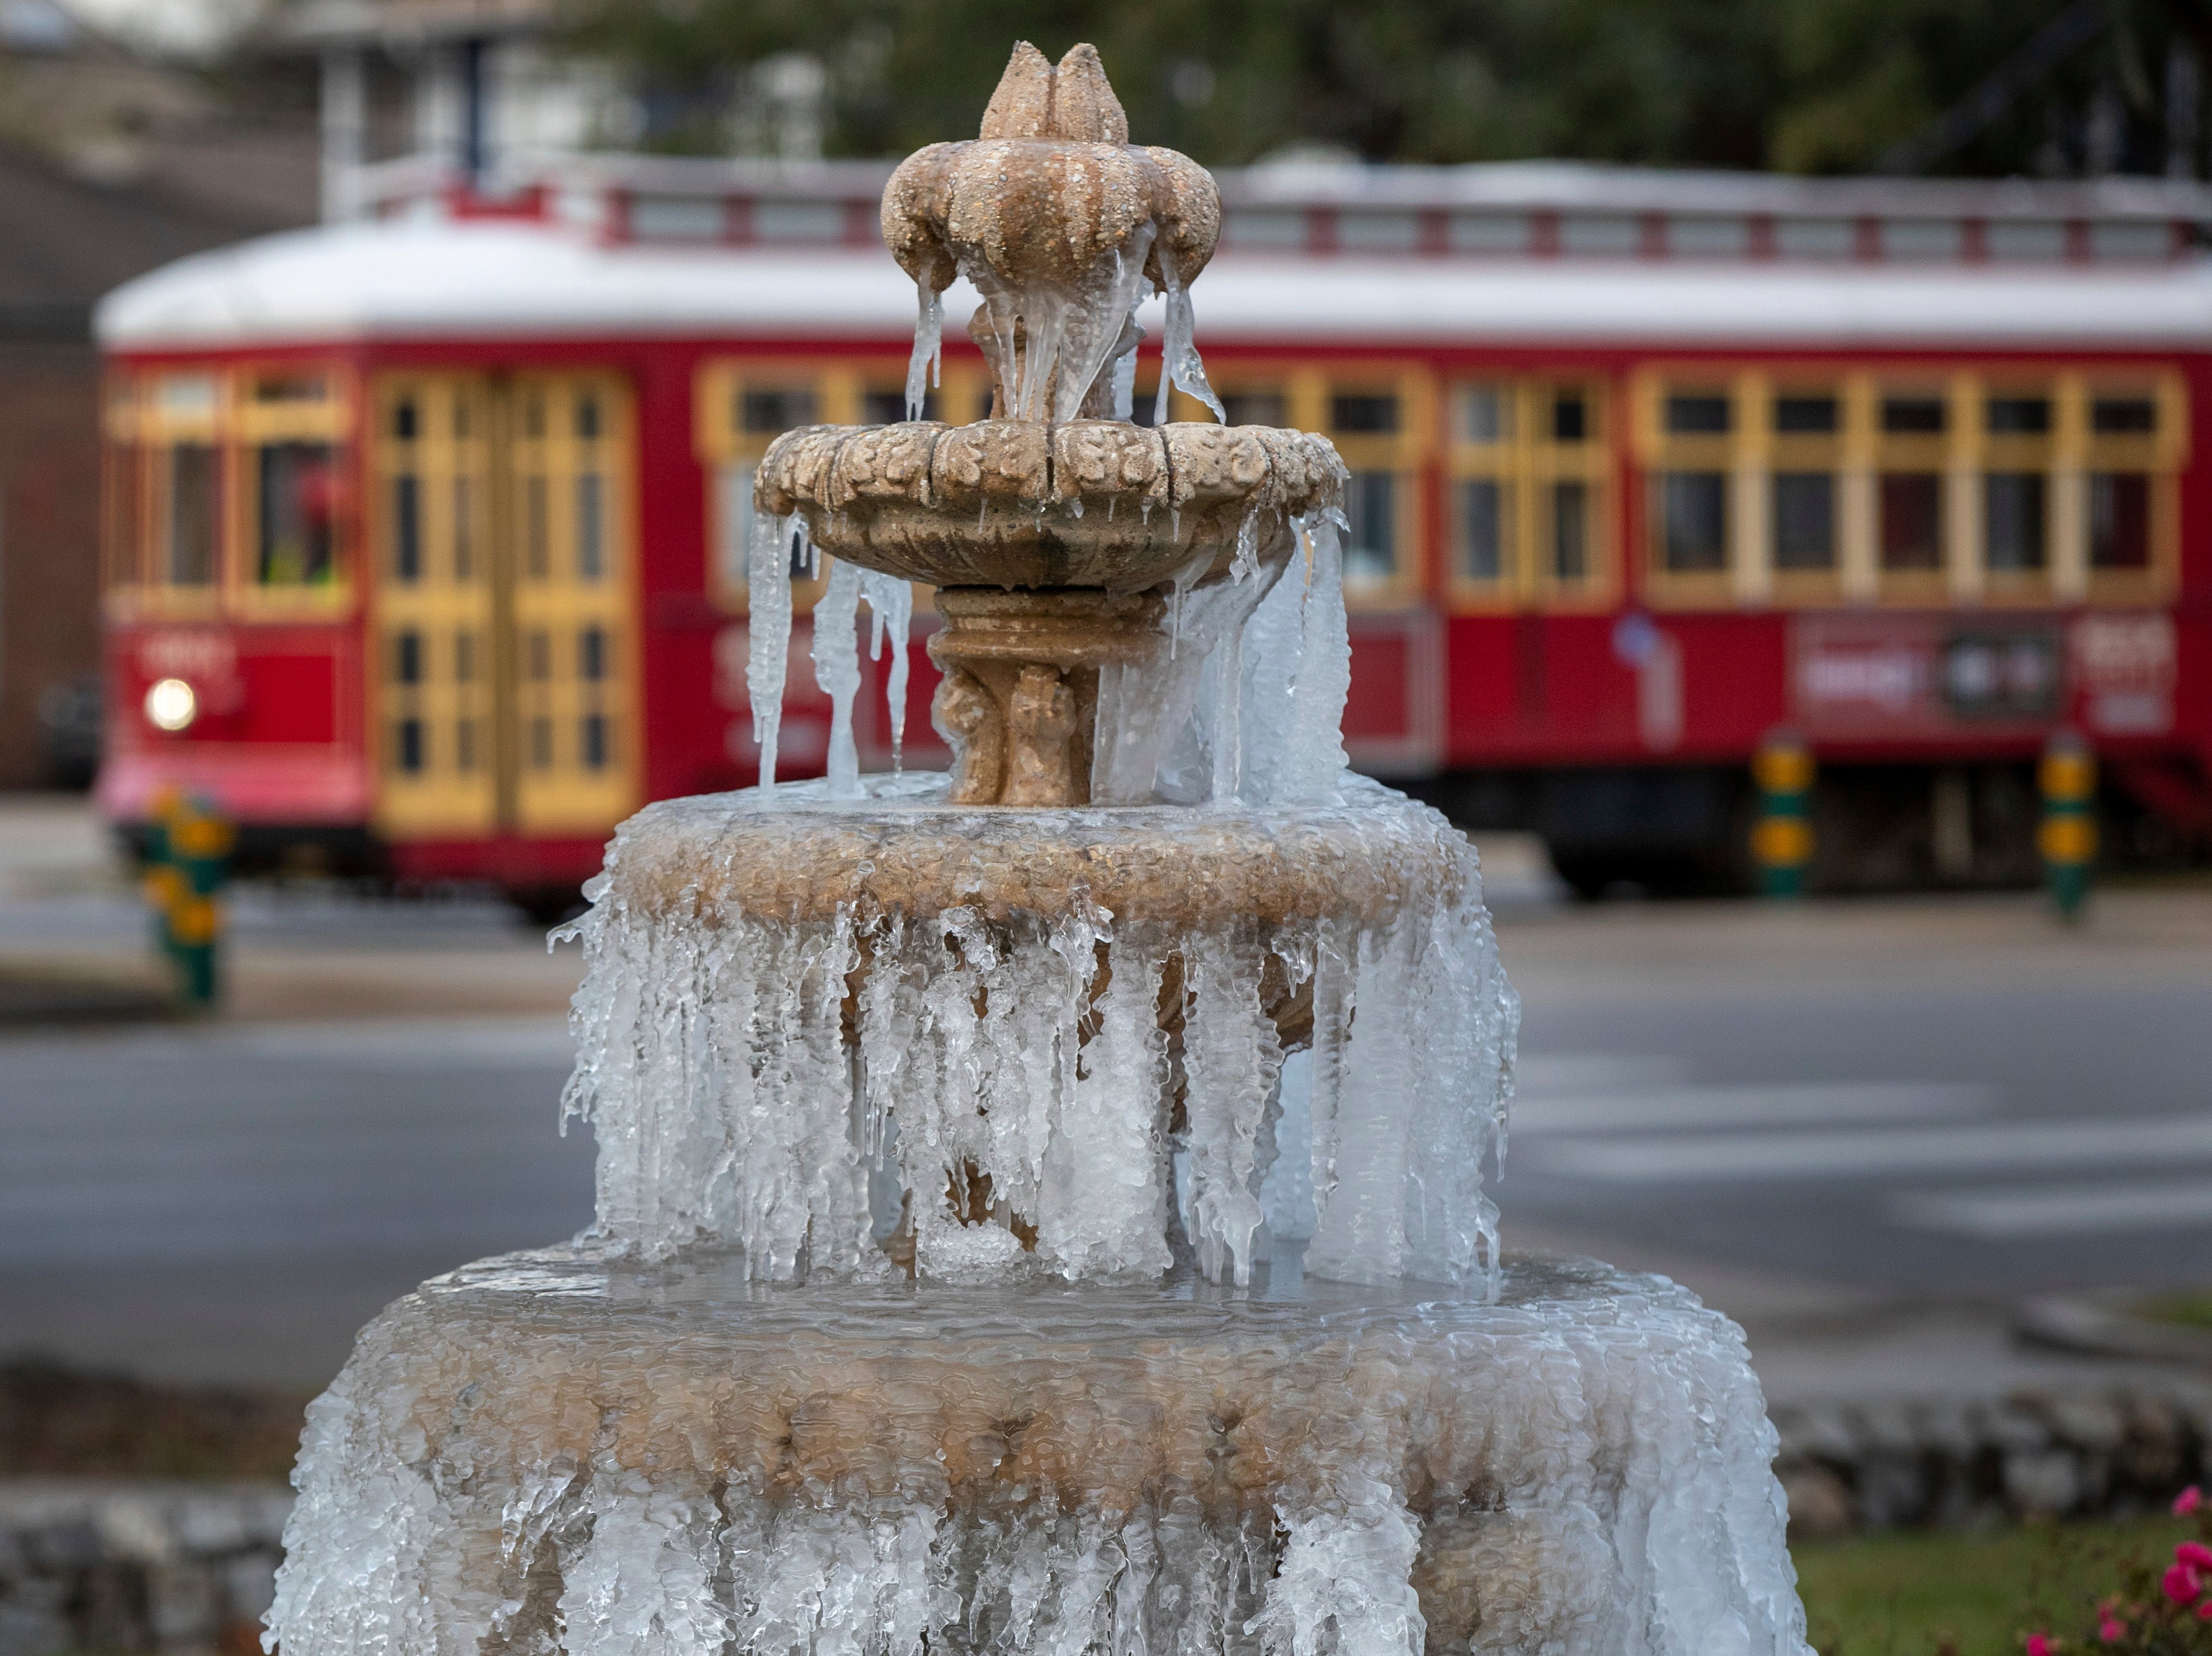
[370,370,638,843]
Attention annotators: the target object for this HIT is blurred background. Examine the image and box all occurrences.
[5,2,2212,1652]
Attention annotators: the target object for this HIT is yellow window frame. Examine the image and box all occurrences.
[1444,377,1614,613]
[1290,362,1434,609]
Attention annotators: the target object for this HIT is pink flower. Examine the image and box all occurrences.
[2028,1634,2054,1656]
[2161,1562,2201,1605]
[2098,1618,2126,1644]
[2176,1485,2204,1516]
[2179,1541,2212,1571]
[2200,1603,2212,1623]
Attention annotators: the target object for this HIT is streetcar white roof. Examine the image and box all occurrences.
[98,216,2212,353]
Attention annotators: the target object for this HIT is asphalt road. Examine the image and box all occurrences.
[4,881,2210,1390]
[0,1017,593,1385]
[1504,973,2212,1296]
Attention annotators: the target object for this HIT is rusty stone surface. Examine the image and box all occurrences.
[881,43,1219,312]
[754,420,1339,593]
[926,588,1162,806]
[602,775,1477,934]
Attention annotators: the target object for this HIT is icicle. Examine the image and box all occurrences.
[1180,931,1283,1285]
[1208,596,1245,806]
[1283,511,1352,802]
[858,570,913,772]
[745,509,798,793]
[813,560,863,800]
[1155,240,1226,424]
[1227,507,1259,584]
[905,278,943,422]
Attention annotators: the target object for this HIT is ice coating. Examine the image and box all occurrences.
[905,277,943,422]
[269,1253,1811,1656]
[266,35,1812,1656]
[743,509,801,792]
[561,774,1514,1292]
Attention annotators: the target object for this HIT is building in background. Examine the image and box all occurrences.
[0,0,312,788]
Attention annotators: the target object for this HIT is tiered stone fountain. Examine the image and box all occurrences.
[268,45,1809,1656]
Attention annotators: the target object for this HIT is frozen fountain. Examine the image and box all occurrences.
[268,44,1809,1656]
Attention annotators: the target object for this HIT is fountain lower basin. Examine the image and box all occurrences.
[273,1249,1804,1656]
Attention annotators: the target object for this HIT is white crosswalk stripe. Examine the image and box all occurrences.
[1893,1180,2212,1238]
[1516,1052,2212,1237]
[1521,1117,2212,1182]
[1513,1082,1992,1137]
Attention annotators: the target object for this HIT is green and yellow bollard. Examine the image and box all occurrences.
[2039,727,2096,923]
[142,788,234,1009]
[1751,727,1815,898]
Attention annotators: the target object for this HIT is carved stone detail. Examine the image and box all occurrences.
[925,588,1164,807]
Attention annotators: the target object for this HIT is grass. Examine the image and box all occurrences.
[1795,1514,2195,1655]
[2132,1290,2212,1330]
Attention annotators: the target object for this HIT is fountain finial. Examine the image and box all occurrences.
[979,42,1128,142]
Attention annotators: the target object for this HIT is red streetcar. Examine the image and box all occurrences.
[94,159,2212,904]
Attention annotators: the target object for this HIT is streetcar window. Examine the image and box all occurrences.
[741,388,817,433]
[522,395,545,439]
[453,477,474,580]
[455,718,477,772]
[2092,397,2157,434]
[394,630,422,684]
[156,374,218,416]
[2090,472,2151,568]
[1658,473,1727,571]
[257,441,337,586]
[392,399,418,441]
[455,632,476,683]
[1331,395,1399,434]
[452,398,470,440]
[255,374,327,403]
[529,716,553,768]
[577,472,604,580]
[1222,391,1287,428]
[581,714,609,771]
[1341,471,1396,578]
[1983,474,2047,571]
[576,395,601,441]
[1664,393,1728,435]
[864,389,939,424]
[1881,396,1946,434]
[527,630,552,682]
[1549,480,1588,579]
[392,475,422,582]
[579,625,607,682]
[1128,387,1159,427]
[396,718,424,773]
[1772,473,1835,569]
[1773,396,1837,433]
[524,475,549,578]
[1459,386,1510,443]
[165,443,219,586]
[1550,393,1588,442]
[1985,397,2050,434]
[1879,473,1943,569]
[1459,479,1507,579]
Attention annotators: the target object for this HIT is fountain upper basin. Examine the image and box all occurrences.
[756,419,1343,590]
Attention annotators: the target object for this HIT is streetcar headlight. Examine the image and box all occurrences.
[145,677,198,733]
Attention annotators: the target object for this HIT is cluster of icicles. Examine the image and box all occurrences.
[903,230,1220,428]
[562,794,1515,1290]
[744,502,1352,811]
